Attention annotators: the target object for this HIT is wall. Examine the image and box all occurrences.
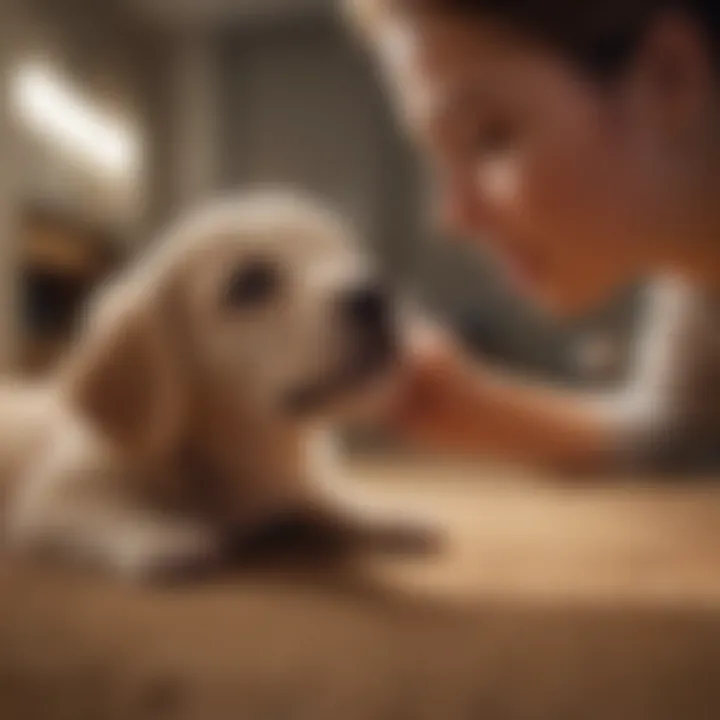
[219,18,387,250]
[5,0,173,239]
[168,29,224,211]
[125,0,330,28]
[0,0,174,370]
[0,1,24,371]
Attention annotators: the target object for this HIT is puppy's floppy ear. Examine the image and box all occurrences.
[61,276,186,461]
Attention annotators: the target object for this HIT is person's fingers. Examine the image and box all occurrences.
[383,322,461,440]
[403,316,454,360]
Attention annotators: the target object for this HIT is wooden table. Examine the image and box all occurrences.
[1,459,719,720]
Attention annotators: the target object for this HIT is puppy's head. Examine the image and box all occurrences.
[62,190,400,458]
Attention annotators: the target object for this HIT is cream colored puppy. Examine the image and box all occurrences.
[2,190,439,580]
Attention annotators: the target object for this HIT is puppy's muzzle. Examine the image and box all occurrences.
[284,282,397,415]
[341,282,395,361]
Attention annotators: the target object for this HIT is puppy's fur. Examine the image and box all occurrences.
[1,190,438,580]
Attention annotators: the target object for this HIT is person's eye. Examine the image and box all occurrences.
[473,118,519,156]
[223,259,280,309]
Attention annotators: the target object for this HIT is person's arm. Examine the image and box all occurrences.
[393,278,714,473]
[442,362,621,472]
[392,344,621,471]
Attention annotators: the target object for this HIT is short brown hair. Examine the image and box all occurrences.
[346,0,720,80]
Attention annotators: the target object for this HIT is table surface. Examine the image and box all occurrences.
[2,458,720,720]
[351,457,720,606]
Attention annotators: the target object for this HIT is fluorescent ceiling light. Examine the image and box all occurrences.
[9,61,141,180]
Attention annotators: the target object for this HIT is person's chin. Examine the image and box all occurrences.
[497,251,614,318]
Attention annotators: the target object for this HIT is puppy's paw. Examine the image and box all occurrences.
[352,511,447,556]
[112,522,222,583]
[315,502,447,557]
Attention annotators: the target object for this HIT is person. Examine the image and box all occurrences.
[346,0,720,473]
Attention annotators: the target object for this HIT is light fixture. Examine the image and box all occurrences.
[9,61,141,180]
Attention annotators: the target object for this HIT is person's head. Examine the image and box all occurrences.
[348,0,720,315]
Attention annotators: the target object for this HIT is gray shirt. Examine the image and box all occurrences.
[603,277,720,471]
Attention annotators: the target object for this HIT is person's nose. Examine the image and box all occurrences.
[435,172,500,244]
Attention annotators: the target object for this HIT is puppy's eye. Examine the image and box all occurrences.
[224,260,279,308]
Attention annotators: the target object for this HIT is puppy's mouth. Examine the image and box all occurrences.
[284,344,395,416]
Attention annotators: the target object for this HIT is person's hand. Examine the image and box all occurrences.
[385,322,614,471]
[387,324,487,452]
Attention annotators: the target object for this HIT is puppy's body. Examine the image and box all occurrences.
[2,191,436,580]
[0,384,61,497]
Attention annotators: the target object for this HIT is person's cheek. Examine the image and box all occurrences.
[496,149,600,309]
[524,142,606,257]
[478,148,570,264]
[475,153,522,211]
[527,151,634,311]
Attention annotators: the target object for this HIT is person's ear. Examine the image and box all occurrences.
[628,11,716,142]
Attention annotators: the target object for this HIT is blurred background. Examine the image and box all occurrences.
[0,0,642,386]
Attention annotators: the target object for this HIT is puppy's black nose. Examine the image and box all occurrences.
[343,284,388,330]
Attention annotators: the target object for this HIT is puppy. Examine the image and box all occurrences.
[1,190,440,580]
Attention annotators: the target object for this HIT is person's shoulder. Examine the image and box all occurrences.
[646,274,696,300]
[643,274,711,317]
[637,274,719,361]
